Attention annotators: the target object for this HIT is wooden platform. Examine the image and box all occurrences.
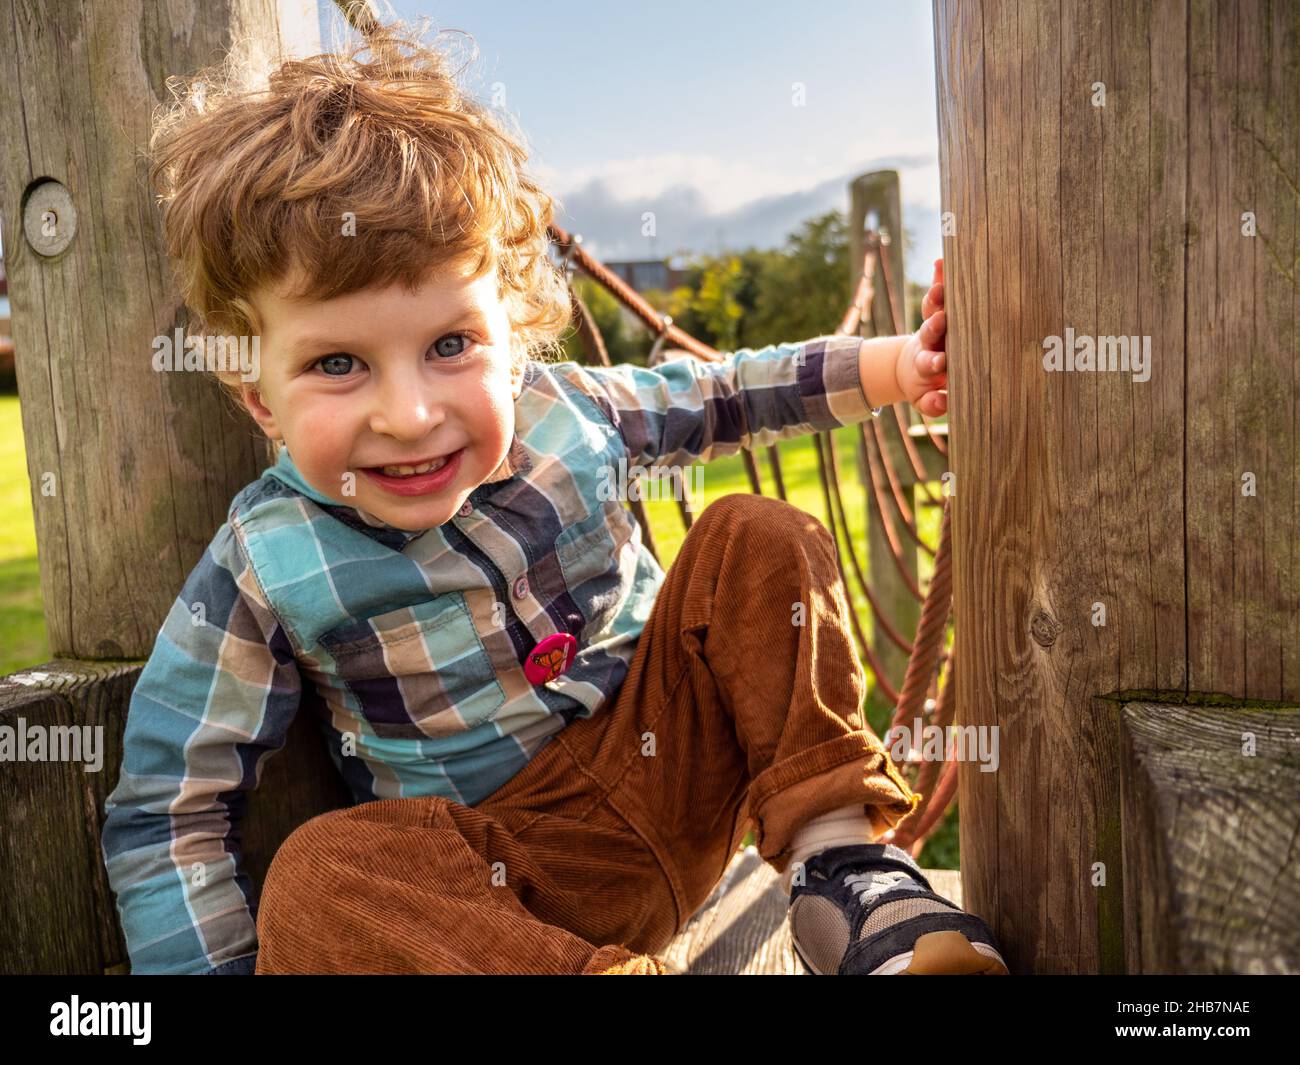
[661,845,962,974]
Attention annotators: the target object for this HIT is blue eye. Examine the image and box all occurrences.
[310,334,472,375]
[318,353,355,376]
[431,334,471,359]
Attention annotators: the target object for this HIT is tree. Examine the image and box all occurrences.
[743,210,851,347]
[561,275,643,364]
[559,207,915,365]
[689,256,745,353]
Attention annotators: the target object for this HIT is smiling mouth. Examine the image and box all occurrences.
[362,450,461,478]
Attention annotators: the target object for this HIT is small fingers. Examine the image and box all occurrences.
[922,389,948,417]
[921,281,945,319]
[919,308,946,351]
[914,346,946,378]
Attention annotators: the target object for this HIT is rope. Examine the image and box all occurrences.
[820,427,915,656]
[335,0,959,853]
[868,416,937,556]
[888,502,953,739]
[892,403,946,506]
[550,225,721,361]
[555,225,957,841]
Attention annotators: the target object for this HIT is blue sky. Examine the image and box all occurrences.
[318,0,943,285]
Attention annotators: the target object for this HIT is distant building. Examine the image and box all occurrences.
[603,258,690,295]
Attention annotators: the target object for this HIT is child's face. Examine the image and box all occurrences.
[241,257,524,531]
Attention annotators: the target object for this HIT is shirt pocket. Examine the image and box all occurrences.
[554,502,637,629]
[316,592,506,739]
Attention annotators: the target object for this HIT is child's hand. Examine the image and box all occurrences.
[896,259,947,416]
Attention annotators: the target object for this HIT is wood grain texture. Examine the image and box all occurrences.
[934,0,1299,973]
[1185,1,1300,701]
[1119,701,1300,973]
[0,0,306,659]
[0,660,349,974]
[0,661,138,973]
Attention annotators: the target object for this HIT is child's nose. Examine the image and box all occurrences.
[368,372,446,439]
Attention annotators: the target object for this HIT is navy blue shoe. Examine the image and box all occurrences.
[787,843,1008,975]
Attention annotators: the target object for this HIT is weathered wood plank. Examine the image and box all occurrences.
[933,0,1006,972]
[0,662,138,973]
[936,0,1299,973]
[1119,700,1300,974]
[0,0,320,659]
[1185,1,1300,700]
[0,661,348,974]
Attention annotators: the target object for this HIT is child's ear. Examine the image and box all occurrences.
[239,383,283,441]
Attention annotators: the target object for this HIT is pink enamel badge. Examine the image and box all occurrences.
[524,632,578,684]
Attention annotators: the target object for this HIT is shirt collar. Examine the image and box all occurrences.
[263,432,533,542]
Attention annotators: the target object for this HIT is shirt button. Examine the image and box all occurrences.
[512,575,529,599]
[524,632,578,684]
[457,501,473,517]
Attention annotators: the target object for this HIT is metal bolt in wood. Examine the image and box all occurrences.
[22,179,77,256]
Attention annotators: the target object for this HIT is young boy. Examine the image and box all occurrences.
[101,21,1007,976]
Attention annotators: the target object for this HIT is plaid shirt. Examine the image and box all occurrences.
[100,335,879,974]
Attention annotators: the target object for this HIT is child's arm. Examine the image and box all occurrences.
[555,261,948,471]
[100,521,302,975]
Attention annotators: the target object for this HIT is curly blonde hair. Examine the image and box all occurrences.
[148,14,572,402]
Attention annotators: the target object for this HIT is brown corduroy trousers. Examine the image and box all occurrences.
[254,492,919,974]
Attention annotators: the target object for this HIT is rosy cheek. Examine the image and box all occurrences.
[294,402,339,435]
[287,399,356,468]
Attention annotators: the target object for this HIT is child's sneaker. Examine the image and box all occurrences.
[788,842,1008,975]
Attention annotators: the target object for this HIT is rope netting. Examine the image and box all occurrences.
[333,0,958,860]
[550,224,957,857]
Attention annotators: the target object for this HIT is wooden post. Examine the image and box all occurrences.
[0,1,308,659]
[850,170,910,331]
[850,171,919,700]
[935,0,1300,973]
[0,0,353,975]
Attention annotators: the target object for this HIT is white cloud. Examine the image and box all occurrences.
[535,132,940,218]
[530,133,943,285]
[535,153,797,215]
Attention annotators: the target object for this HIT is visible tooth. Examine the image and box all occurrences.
[381,455,447,477]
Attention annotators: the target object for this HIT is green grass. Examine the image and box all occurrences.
[0,390,49,675]
[0,394,959,867]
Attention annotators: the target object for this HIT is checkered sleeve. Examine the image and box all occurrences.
[100,520,301,975]
[559,335,879,470]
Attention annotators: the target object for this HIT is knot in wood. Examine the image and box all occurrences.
[1030,609,1062,648]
